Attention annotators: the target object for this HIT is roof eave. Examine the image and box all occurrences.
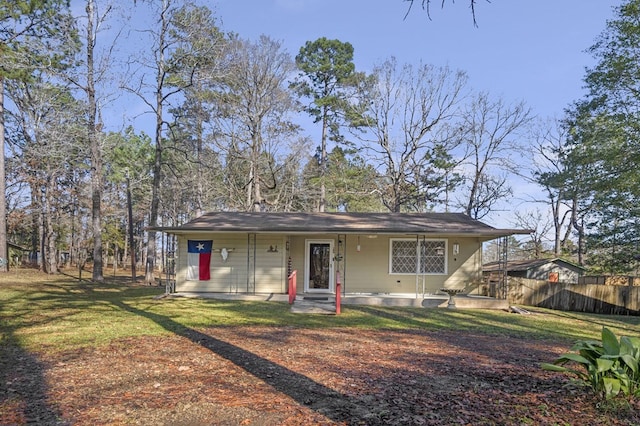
[151,228,532,239]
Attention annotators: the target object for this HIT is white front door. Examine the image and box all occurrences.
[304,240,334,293]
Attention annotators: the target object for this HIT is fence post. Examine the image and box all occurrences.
[288,270,297,304]
[335,270,341,315]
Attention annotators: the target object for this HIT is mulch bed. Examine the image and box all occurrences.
[2,326,639,425]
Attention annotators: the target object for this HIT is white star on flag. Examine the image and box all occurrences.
[196,243,205,251]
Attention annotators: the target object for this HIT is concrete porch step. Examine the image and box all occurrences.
[302,295,331,301]
[290,299,336,314]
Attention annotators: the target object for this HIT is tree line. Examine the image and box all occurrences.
[1,0,638,281]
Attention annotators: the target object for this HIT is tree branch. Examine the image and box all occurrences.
[403,0,487,26]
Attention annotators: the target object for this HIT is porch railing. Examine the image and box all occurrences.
[288,270,297,304]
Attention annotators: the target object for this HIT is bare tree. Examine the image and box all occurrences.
[525,119,575,256]
[216,35,299,212]
[125,0,224,284]
[513,209,553,259]
[7,79,85,273]
[357,57,468,212]
[122,0,178,284]
[457,92,532,219]
[63,0,122,281]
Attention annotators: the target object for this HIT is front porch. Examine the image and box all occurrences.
[165,291,510,310]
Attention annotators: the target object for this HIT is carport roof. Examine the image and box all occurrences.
[152,212,531,240]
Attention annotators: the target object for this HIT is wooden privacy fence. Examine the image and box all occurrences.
[508,277,640,315]
[578,275,640,286]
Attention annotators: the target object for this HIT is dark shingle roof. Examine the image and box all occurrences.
[153,212,530,239]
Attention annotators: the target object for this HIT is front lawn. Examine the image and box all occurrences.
[1,269,638,425]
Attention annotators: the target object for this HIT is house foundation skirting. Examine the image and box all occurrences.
[167,292,509,310]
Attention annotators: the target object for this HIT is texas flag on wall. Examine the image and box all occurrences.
[187,240,213,281]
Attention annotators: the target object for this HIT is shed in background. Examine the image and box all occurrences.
[483,258,585,284]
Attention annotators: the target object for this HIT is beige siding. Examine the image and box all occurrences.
[175,232,482,295]
[286,234,482,295]
[175,234,248,292]
[288,235,308,280]
[175,233,286,293]
[254,234,286,293]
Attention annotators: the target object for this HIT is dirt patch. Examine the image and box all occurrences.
[2,327,639,425]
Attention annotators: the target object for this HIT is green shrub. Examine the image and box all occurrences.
[542,327,640,400]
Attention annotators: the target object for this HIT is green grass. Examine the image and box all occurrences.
[1,269,639,353]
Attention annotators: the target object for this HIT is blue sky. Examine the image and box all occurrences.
[211,0,619,229]
[215,0,618,120]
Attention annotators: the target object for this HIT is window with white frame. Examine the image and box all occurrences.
[390,238,447,274]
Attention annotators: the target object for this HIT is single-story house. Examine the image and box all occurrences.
[483,258,585,284]
[154,212,530,297]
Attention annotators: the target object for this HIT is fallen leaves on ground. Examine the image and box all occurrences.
[2,327,639,425]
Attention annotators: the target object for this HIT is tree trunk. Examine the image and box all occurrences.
[113,243,118,274]
[126,175,136,283]
[465,169,481,218]
[39,203,45,272]
[31,192,40,267]
[43,181,58,274]
[319,106,327,212]
[0,77,8,272]
[87,0,104,282]
[145,117,162,284]
[145,0,170,285]
[571,197,585,265]
[251,131,262,212]
[195,114,204,217]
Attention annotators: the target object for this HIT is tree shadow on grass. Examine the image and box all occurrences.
[0,273,79,424]
[0,333,66,425]
[349,304,638,343]
[348,305,431,329]
[526,306,640,334]
[109,299,369,424]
